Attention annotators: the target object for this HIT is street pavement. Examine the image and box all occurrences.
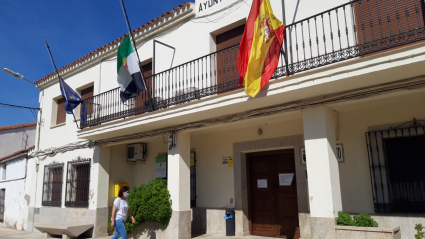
[0,227,278,239]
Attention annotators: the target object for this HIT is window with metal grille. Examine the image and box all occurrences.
[366,119,425,213]
[190,152,197,208]
[42,162,64,206]
[0,189,4,223]
[65,157,91,207]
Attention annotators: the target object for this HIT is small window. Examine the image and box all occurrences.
[0,189,5,223]
[42,163,64,206]
[65,158,91,207]
[56,98,66,125]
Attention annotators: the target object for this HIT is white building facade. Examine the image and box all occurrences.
[0,123,36,231]
[31,0,425,238]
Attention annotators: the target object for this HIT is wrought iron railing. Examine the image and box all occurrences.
[81,0,425,129]
[65,157,91,207]
[366,119,425,213]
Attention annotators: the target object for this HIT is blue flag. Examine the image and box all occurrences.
[59,77,83,114]
[80,102,87,124]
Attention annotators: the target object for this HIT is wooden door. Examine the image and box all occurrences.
[248,149,299,238]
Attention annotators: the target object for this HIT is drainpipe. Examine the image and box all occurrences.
[31,89,43,232]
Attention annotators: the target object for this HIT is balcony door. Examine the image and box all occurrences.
[135,62,153,110]
[216,24,245,93]
[247,149,300,239]
[353,0,425,55]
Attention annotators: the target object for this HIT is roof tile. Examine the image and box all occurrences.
[0,122,37,132]
[35,2,191,85]
[0,146,35,162]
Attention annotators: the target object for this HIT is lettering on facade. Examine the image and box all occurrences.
[199,0,224,12]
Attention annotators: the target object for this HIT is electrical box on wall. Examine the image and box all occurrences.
[127,143,147,162]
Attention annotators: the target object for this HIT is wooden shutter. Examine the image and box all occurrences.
[56,98,66,125]
[135,62,153,109]
[354,0,425,56]
[216,25,245,93]
[81,86,94,115]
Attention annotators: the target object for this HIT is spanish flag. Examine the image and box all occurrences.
[237,0,285,97]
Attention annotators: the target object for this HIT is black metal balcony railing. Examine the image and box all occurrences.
[81,0,425,129]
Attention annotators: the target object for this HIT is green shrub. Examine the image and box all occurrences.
[337,212,357,226]
[415,224,425,239]
[353,213,378,227]
[337,212,378,227]
[125,178,172,234]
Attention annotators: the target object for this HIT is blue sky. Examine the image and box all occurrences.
[0,0,185,127]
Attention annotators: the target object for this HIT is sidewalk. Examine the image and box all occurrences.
[0,227,277,239]
[0,227,112,239]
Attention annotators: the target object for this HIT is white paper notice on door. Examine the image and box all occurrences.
[279,173,294,186]
[257,179,267,188]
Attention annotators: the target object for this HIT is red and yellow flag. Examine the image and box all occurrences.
[237,0,285,97]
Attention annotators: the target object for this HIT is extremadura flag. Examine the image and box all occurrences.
[237,0,285,97]
[117,35,146,102]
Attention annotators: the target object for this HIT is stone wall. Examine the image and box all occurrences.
[27,206,108,238]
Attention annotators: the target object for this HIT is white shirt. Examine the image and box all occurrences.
[113,197,129,221]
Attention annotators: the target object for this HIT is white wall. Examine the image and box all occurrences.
[0,126,36,158]
[0,157,32,231]
[337,93,425,214]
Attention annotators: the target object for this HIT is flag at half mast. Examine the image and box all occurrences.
[117,35,146,102]
[237,0,285,97]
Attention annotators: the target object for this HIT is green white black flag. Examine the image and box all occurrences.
[117,35,146,101]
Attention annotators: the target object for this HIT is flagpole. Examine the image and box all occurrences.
[45,39,80,129]
[119,0,155,111]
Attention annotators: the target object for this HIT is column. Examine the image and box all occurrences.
[303,106,342,239]
[92,146,110,237]
[167,132,191,239]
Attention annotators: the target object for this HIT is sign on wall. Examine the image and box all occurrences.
[228,156,234,167]
[336,144,344,162]
[155,156,167,178]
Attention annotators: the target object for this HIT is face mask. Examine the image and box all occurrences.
[124,193,129,198]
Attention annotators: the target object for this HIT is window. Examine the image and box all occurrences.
[215,25,245,93]
[65,158,91,207]
[42,163,64,206]
[366,120,425,213]
[56,97,66,125]
[0,189,4,223]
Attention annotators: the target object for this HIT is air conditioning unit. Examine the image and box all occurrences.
[127,143,147,162]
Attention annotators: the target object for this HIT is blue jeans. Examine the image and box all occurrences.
[112,220,127,239]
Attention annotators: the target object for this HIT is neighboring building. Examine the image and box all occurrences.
[0,122,36,230]
[30,0,425,238]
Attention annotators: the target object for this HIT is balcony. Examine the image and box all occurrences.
[80,0,425,129]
